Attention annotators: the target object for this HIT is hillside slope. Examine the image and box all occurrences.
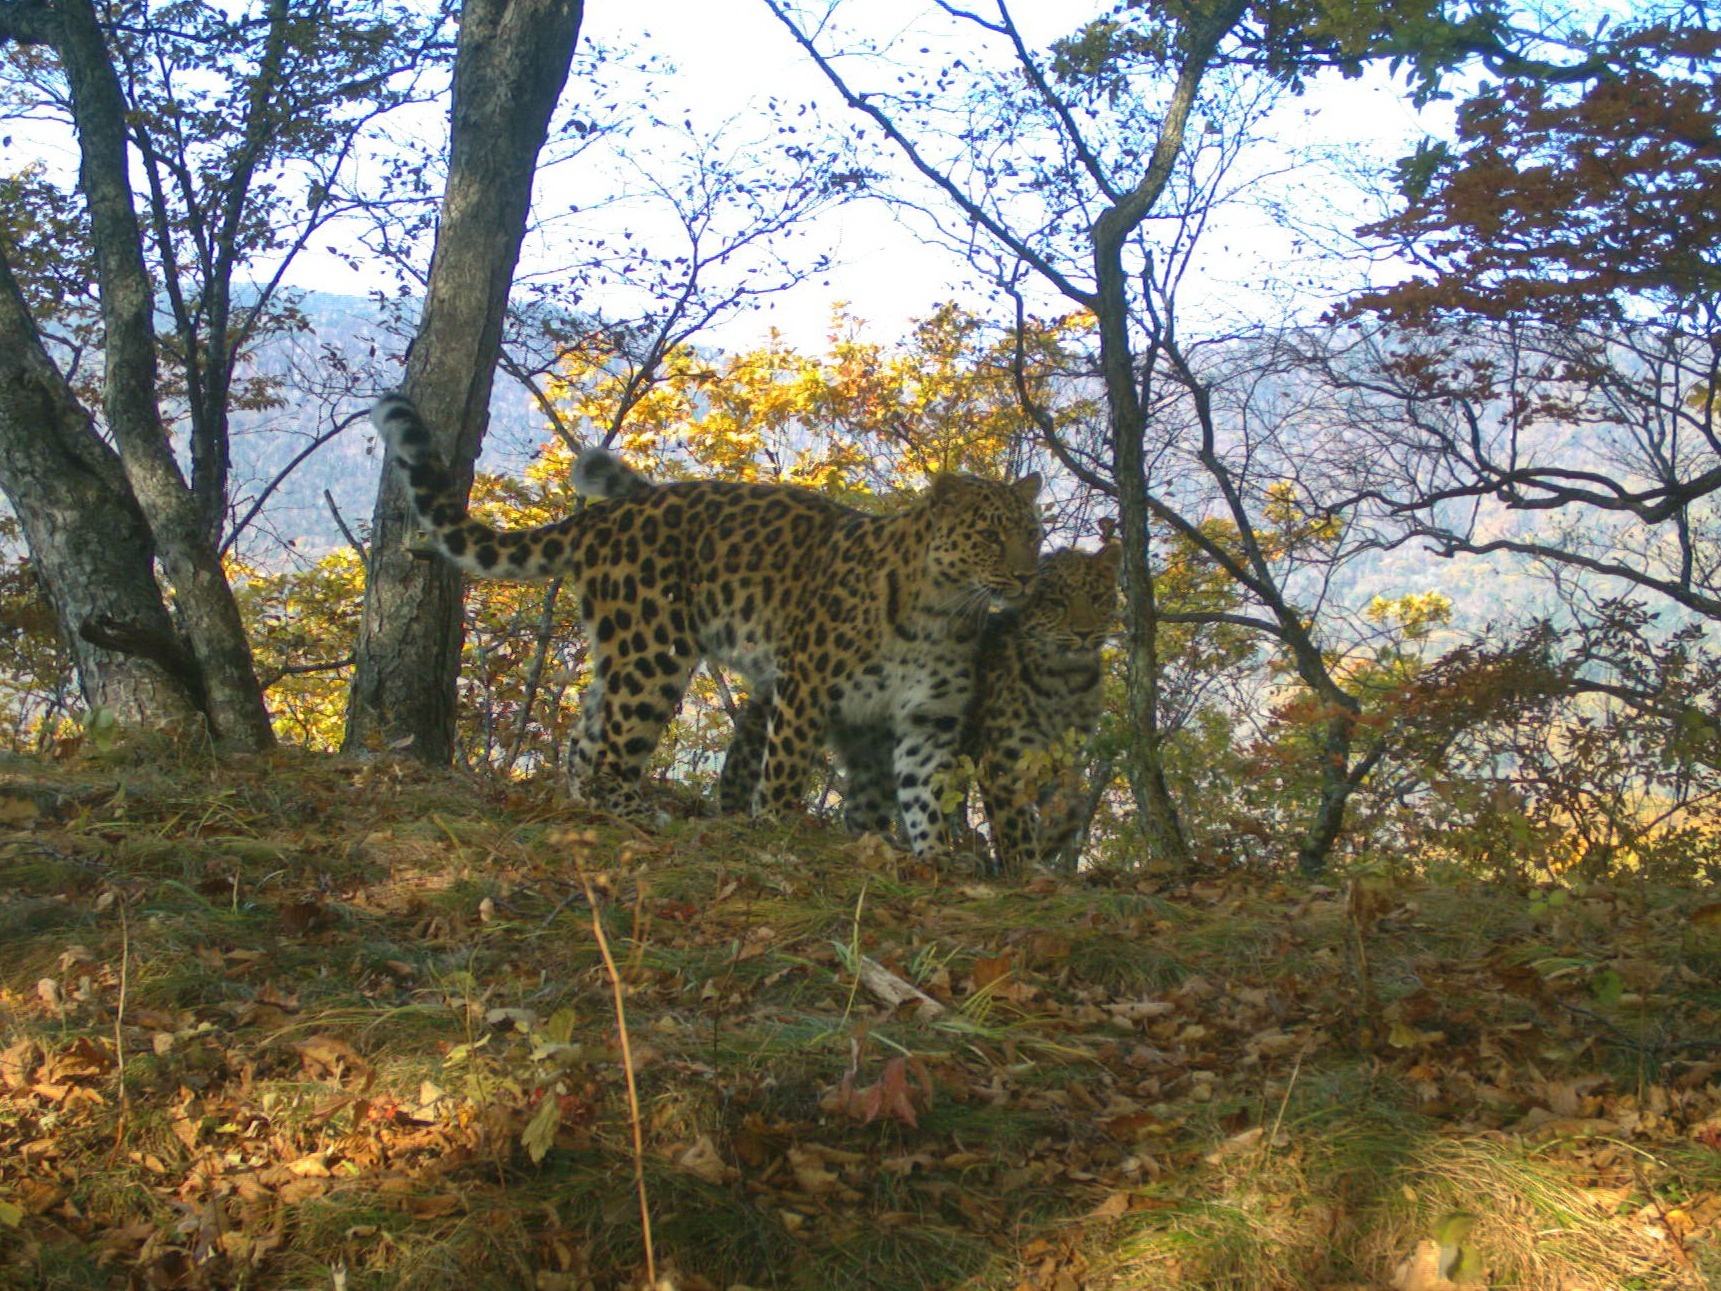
[0,745,1716,1289]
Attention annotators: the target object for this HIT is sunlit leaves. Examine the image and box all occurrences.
[555,302,1082,494]
[1366,590,1453,643]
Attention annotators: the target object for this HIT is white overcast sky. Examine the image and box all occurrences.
[548,0,1447,351]
[0,0,1448,352]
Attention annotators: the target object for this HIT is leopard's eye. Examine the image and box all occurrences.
[980,526,1001,545]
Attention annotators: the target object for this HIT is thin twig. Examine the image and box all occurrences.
[574,856,657,1287]
[500,579,563,776]
[1258,1049,1303,1169]
[110,900,130,1156]
[324,489,368,565]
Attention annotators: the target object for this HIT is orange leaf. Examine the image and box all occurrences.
[973,953,1013,991]
[404,1194,461,1219]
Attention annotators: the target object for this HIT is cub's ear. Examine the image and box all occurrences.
[927,474,970,508]
[1014,472,1043,502]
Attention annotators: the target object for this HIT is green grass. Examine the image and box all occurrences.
[1,751,1717,1290]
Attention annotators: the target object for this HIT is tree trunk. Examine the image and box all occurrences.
[1082,9,1240,873]
[48,0,275,750]
[344,0,585,761]
[1296,697,1361,876]
[1118,532,1193,870]
[1096,209,1195,874]
[0,253,202,729]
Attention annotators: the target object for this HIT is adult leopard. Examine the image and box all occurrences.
[371,395,1043,847]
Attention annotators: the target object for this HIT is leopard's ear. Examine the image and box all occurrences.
[1014,472,1043,503]
[927,474,969,508]
[1094,520,1123,578]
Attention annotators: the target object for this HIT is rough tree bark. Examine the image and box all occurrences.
[344,0,585,761]
[0,253,203,728]
[0,0,273,748]
[9,0,277,749]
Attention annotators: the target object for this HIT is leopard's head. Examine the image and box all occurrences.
[923,472,1044,612]
[1017,537,1122,650]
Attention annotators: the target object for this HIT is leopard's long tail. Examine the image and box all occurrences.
[572,446,653,501]
[371,393,579,581]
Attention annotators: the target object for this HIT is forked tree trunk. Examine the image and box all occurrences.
[344,0,585,761]
[1084,5,1241,874]
[0,255,202,729]
[45,0,275,750]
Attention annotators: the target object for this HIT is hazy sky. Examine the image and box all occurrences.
[549,0,1446,351]
[0,0,1446,352]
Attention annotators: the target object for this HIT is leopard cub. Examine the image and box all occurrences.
[966,534,1121,874]
[833,531,1120,872]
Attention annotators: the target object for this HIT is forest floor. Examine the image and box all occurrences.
[0,741,1718,1291]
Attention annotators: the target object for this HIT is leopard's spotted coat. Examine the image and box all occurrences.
[372,395,1043,850]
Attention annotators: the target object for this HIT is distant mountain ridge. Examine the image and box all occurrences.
[224,294,1602,638]
[225,293,556,561]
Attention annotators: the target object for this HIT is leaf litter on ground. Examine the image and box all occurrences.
[0,744,1716,1289]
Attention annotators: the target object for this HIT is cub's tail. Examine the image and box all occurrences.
[371,393,575,581]
[572,446,653,501]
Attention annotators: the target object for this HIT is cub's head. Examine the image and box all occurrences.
[1018,535,1122,650]
[923,472,1044,611]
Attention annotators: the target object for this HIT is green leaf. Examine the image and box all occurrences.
[1432,1211,1475,1246]
[441,1034,490,1067]
[85,705,119,753]
[1591,968,1624,1008]
[1446,1242,1487,1284]
[522,1092,561,1164]
[545,1007,578,1045]
[1393,137,1451,203]
[0,1199,23,1228]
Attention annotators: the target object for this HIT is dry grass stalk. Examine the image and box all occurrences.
[572,847,659,1289]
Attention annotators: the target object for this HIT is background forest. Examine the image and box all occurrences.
[2,0,1719,883]
[0,0,1719,1288]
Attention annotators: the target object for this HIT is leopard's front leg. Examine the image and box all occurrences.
[829,721,898,836]
[892,709,964,858]
[977,759,1037,878]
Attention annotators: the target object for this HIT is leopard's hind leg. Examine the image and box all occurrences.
[718,692,770,815]
[569,609,699,822]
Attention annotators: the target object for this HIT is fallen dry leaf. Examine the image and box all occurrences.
[675,1134,732,1185]
[290,1034,368,1082]
[786,1146,841,1193]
